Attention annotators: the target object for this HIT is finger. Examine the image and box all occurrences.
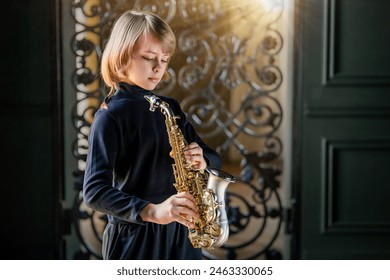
[190,154,203,163]
[186,155,206,170]
[173,196,199,216]
[177,199,199,216]
[174,193,200,214]
[175,208,199,229]
[184,153,203,165]
[184,142,198,149]
[190,162,201,170]
[184,150,201,159]
[183,142,201,153]
[175,192,196,203]
[176,206,198,219]
[176,215,196,228]
[187,148,202,156]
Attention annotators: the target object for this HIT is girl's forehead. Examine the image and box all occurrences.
[135,34,170,55]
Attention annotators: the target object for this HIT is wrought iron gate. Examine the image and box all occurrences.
[70,0,285,260]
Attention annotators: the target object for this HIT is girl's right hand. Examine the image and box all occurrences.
[140,192,199,228]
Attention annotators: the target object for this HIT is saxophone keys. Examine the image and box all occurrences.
[210,223,222,237]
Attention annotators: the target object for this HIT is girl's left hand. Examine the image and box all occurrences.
[183,142,207,170]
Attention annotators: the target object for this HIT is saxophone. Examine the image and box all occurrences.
[145,95,236,249]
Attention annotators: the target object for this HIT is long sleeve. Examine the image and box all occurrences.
[83,110,149,224]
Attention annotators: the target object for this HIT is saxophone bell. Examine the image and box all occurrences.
[204,167,236,248]
[206,167,236,183]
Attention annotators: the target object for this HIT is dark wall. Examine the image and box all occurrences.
[0,0,63,259]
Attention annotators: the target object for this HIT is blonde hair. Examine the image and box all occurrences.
[101,10,176,95]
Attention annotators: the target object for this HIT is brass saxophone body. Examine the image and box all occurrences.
[145,95,236,249]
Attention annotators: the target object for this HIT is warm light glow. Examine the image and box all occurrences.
[260,0,282,12]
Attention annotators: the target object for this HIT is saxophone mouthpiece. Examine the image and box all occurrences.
[145,95,174,117]
[144,95,160,112]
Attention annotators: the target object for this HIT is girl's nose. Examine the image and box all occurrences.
[153,61,161,73]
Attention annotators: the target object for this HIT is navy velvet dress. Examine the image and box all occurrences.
[83,83,222,260]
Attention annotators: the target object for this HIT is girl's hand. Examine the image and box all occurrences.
[140,192,199,228]
[183,142,207,170]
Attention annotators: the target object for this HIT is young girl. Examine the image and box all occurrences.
[83,10,222,259]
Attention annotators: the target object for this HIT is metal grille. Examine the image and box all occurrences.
[70,0,285,260]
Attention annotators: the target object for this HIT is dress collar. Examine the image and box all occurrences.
[118,82,152,98]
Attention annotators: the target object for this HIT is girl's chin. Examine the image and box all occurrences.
[145,81,160,90]
[140,85,157,91]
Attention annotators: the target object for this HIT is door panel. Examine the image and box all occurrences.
[294,0,390,259]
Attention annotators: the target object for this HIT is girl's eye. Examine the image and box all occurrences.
[142,56,168,63]
[143,57,154,61]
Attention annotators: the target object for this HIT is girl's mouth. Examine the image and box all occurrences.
[149,78,160,83]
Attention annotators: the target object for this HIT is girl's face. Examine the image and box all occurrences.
[126,34,170,90]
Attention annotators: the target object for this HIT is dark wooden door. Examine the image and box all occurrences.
[0,0,63,259]
[293,0,390,259]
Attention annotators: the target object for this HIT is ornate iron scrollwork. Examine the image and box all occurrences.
[70,0,285,260]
